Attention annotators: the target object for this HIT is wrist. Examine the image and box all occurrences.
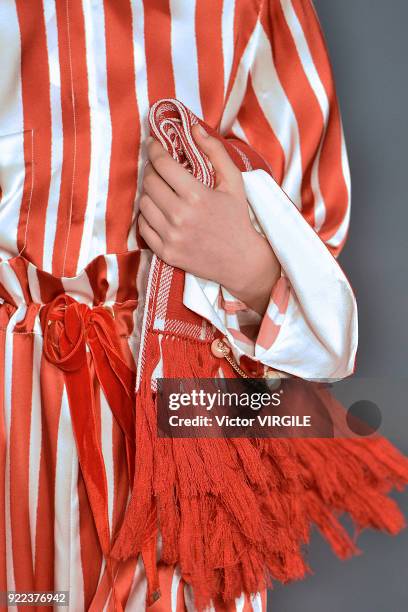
[223,231,281,314]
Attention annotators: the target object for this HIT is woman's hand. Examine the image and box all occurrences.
[138,124,281,314]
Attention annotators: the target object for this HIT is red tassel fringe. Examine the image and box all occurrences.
[112,331,408,610]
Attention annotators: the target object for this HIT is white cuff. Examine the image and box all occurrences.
[183,169,358,380]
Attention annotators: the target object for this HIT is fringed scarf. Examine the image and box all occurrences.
[110,99,408,610]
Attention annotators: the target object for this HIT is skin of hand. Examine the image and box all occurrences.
[138,123,281,315]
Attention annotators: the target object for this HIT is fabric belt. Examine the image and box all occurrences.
[38,293,159,610]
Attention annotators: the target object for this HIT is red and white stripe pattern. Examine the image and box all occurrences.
[0,0,352,609]
[149,100,216,188]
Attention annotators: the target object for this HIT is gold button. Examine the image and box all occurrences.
[210,338,230,358]
[264,369,279,379]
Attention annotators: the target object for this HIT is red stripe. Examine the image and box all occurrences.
[0,285,17,309]
[88,565,111,611]
[195,0,224,126]
[9,335,35,596]
[9,258,31,305]
[86,255,109,306]
[92,359,102,450]
[37,269,65,305]
[78,465,104,610]
[53,0,91,277]
[88,558,137,611]
[116,251,140,306]
[0,328,7,594]
[15,0,52,269]
[291,0,349,251]
[222,0,260,121]
[140,0,176,248]
[33,356,64,591]
[261,0,324,228]
[104,0,141,255]
[236,74,286,184]
[144,0,176,103]
[111,418,129,541]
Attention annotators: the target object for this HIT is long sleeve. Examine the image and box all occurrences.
[183,0,357,380]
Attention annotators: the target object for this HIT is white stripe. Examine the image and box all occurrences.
[78,0,112,269]
[100,389,114,532]
[222,0,236,98]
[169,0,203,119]
[54,386,76,593]
[126,556,148,610]
[171,566,182,611]
[250,592,264,612]
[61,267,94,305]
[135,253,157,390]
[250,24,303,208]
[152,334,164,379]
[310,141,326,230]
[28,333,43,564]
[267,301,286,326]
[327,126,351,249]
[183,581,196,612]
[340,123,351,197]
[129,0,149,252]
[27,264,43,308]
[67,450,84,611]
[220,21,260,135]
[282,0,329,118]
[105,254,120,305]
[0,1,24,134]
[234,592,245,612]
[230,119,249,144]
[281,0,328,230]
[0,128,29,259]
[4,310,23,593]
[0,260,25,305]
[42,0,64,273]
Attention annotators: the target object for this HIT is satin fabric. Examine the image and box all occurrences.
[0,0,355,608]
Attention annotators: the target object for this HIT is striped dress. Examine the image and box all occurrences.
[0,0,354,610]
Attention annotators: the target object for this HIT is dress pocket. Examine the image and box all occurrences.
[0,128,34,260]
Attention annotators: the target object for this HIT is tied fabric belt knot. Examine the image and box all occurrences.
[39,294,139,611]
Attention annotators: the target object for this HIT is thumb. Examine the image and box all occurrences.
[191,123,242,191]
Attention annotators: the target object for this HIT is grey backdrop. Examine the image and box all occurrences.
[267,2,408,611]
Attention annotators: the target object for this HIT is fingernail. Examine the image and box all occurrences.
[197,125,208,138]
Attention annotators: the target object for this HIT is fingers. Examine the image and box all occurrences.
[190,123,242,191]
[142,161,180,220]
[137,213,163,256]
[139,191,168,236]
[146,137,207,200]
